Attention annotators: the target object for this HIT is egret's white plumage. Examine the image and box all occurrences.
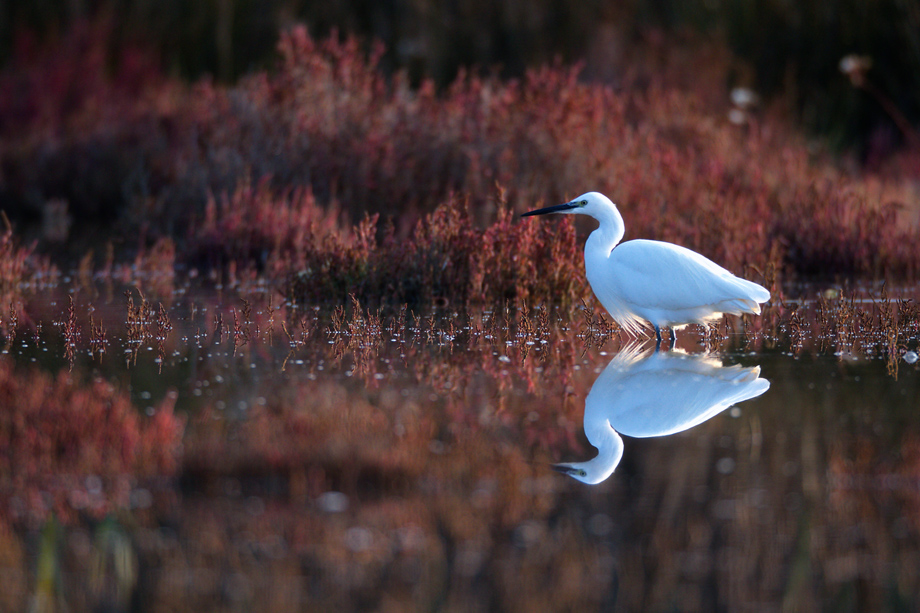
[553,345,770,484]
[523,192,770,340]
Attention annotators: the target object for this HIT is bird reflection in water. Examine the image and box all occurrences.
[553,345,770,484]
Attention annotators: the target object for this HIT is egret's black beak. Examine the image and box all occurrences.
[521,201,580,217]
[551,464,578,475]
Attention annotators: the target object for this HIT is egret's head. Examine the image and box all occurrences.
[551,432,623,485]
[552,463,592,483]
[521,192,615,219]
[552,460,617,485]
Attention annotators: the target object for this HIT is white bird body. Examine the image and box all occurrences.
[523,192,770,340]
[554,345,770,484]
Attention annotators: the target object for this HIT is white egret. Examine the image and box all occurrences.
[553,345,770,484]
[522,192,770,343]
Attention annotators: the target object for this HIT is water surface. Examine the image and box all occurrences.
[2,283,919,611]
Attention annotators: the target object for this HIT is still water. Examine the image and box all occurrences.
[2,282,919,611]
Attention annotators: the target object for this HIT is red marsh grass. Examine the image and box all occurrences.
[0,215,53,291]
[0,362,184,527]
[280,190,585,308]
[1,26,918,296]
[0,222,30,299]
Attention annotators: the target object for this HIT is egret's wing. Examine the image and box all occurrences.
[610,240,768,311]
[607,367,768,437]
[588,354,769,438]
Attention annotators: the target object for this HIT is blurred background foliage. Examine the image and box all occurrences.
[1,0,918,157]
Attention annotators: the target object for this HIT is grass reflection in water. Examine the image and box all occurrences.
[1,284,919,611]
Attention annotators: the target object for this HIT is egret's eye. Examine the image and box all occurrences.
[580,200,588,206]
[579,470,587,477]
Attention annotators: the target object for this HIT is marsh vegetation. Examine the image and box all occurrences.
[1,11,920,612]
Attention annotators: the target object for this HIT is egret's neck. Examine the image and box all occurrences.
[577,418,624,484]
[584,207,625,261]
[584,416,621,453]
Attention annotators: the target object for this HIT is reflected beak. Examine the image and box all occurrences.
[551,464,578,475]
[521,201,580,217]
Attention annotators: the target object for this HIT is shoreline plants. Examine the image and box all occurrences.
[0,24,918,305]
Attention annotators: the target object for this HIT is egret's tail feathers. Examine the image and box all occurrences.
[733,279,770,305]
[718,298,763,316]
[745,299,762,315]
[720,364,762,384]
[715,278,770,316]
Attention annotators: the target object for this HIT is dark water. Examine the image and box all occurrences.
[3,283,920,611]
